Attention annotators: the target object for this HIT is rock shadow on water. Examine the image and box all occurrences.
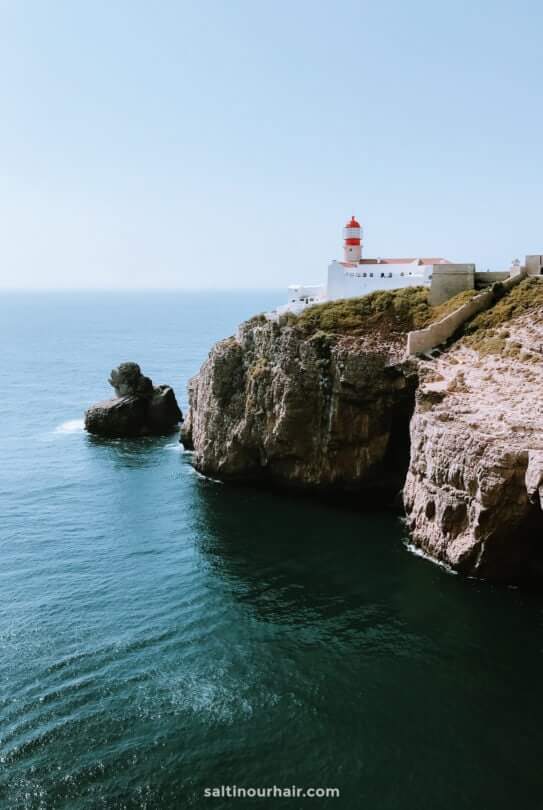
[86,431,181,469]
[188,481,439,648]
[188,478,543,658]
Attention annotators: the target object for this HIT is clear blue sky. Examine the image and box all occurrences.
[1,0,542,289]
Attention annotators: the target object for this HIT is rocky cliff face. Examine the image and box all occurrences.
[404,301,543,581]
[182,317,417,500]
[183,281,543,582]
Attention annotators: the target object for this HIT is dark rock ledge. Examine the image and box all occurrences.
[85,362,182,438]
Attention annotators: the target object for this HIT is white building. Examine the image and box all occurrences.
[278,216,452,315]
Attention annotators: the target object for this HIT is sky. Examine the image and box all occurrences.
[0,0,542,290]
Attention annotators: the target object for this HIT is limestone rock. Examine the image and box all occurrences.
[147,385,183,434]
[108,362,153,398]
[404,307,543,581]
[85,363,182,438]
[183,282,543,581]
[181,318,418,499]
[84,396,147,438]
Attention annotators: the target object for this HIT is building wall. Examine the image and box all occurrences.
[286,284,325,304]
[327,261,430,301]
[429,264,476,306]
[273,284,326,316]
[525,255,543,276]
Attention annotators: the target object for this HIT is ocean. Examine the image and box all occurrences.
[1,291,542,809]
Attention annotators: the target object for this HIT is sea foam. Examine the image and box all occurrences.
[404,540,457,574]
[54,419,85,434]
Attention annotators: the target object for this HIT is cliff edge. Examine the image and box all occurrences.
[181,289,432,499]
[182,280,543,581]
[404,278,543,580]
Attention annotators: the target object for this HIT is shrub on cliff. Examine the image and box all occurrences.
[292,287,430,337]
[462,277,543,356]
[287,287,478,339]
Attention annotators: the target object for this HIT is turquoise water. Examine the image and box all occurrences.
[1,292,543,810]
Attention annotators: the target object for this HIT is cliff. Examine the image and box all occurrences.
[181,289,430,499]
[404,278,543,580]
[183,280,543,581]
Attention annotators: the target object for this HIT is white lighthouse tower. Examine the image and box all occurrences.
[343,215,362,262]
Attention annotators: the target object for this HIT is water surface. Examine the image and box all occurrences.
[1,292,542,809]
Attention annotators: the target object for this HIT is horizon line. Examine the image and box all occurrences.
[0,286,285,293]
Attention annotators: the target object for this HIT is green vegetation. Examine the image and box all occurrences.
[248,357,270,379]
[464,278,543,336]
[430,289,479,322]
[294,287,429,336]
[282,287,479,339]
[246,313,267,325]
[463,278,543,356]
[307,329,333,358]
[254,277,543,359]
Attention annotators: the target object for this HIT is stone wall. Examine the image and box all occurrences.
[525,255,543,276]
[474,271,510,287]
[429,264,476,306]
[406,269,526,356]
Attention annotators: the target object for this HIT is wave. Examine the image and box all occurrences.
[190,467,224,484]
[404,541,457,574]
[53,419,85,434]
[164,442,188,453]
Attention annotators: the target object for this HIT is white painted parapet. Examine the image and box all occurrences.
[406,268,526,356]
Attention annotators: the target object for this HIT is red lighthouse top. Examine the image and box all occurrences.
[345,215,361,229]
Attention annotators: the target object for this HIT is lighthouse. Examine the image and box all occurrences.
[343,215,362,262]
[279,213,456,316]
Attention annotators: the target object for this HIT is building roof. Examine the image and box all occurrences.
[359,257,450,265]
[338,257,450,267]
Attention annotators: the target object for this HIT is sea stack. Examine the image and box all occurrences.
[85,362,182,438]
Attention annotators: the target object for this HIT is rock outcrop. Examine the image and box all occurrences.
[183,279,543,581]
[404,298,543,581]
[181,317,418,500]
[85,362,182,438]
